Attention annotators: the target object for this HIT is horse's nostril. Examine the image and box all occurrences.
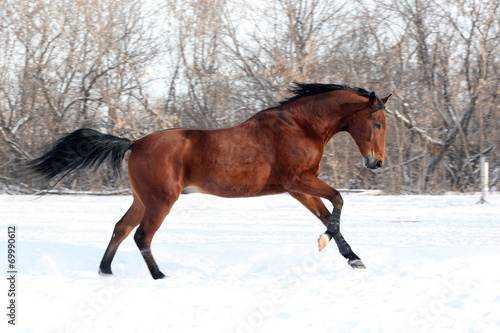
[375,160,383,168]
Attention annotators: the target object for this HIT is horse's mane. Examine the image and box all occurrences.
[279,82,372,107]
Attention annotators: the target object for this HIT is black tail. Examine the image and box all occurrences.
[24,128,133,185]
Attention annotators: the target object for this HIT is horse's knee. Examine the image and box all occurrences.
[330,191,343,209]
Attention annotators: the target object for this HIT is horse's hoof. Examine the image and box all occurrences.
[318,233,330,252]
[99,268,113,276]
[152,272,167,280]
[348,259,366,269]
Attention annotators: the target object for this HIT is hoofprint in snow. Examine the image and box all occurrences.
[1,193,499,332]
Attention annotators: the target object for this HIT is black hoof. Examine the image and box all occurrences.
[99,267,113,276]
[152,271,167,280]
[348,259,366,269]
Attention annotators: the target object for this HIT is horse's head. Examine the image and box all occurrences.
[347,92,391,169]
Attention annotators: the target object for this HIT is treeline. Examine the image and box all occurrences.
[0,0,498,194]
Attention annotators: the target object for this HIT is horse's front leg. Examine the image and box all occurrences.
[288,171,366,269]
[320,207,366,269]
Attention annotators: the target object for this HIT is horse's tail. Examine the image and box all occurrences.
[23,128,133,186]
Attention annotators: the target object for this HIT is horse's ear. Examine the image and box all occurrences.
[369,92,377,106]
[382,94,392,104]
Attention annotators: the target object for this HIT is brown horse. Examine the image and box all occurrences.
[25,83,390,279]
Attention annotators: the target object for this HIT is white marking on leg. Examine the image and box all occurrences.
[318,233,330,252]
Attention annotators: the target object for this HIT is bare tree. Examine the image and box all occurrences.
[1,0,498,194]
[349,0,499,193]
[0,0,164,192]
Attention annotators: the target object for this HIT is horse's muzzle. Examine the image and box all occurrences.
[364,156,383,169]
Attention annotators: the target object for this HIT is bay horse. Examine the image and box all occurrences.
[25,83,390,279]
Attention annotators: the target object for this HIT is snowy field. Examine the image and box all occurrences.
[1,193,499,333]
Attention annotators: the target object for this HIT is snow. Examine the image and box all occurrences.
[1,193,499,333]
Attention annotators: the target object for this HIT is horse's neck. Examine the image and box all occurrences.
[285,91,370,144]
[284,101,346,145]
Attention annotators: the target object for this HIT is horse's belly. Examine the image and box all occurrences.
[191,182,286,198]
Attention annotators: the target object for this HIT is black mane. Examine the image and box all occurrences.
[279,82,372,106]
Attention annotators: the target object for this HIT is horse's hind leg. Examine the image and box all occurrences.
[134,196,178,280]
[99,198,144,276]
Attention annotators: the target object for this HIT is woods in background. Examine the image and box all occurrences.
[0,0,498,194]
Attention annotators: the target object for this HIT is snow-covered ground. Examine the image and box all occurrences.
[1,193,499,333]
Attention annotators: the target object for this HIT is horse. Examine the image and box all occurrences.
[24,83,390,279]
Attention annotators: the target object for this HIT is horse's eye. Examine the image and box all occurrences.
[373,122,381,130]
